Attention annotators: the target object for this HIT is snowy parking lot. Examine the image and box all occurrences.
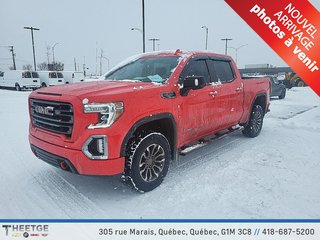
[0,87,319,219]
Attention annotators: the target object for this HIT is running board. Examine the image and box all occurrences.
[178,126,243,156]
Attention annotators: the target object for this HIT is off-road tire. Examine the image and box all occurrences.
[279,89,286,99]
[242,105,264,138]
[124,132,171,192]
[41,83,47,88]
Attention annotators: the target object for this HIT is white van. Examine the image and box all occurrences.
[38,71,65,87]
[0,70,41,91]
[62,71,85,84]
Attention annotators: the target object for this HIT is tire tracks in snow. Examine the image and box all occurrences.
[35,170,106,218]
[169,130,255,176]
[3,129,106,218]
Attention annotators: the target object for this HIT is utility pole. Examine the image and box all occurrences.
[46,45,51,65]
[201,26,209,50]
[142,0,146,53]
[149,38,160,51]
[24,26,40,71]
[83,56,86,76]
[221,38,233,55]
[74,57,77,71]
[9,46,16,70]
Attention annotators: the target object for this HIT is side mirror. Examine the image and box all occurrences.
[180,76,206,96]
[184,76,206,89]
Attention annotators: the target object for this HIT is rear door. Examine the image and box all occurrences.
[207,59,243,129]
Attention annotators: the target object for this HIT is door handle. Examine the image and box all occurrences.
[209,91,218,96]
[236,86,243,92]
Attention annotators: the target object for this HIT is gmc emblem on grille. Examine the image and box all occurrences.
[34,106,55,116]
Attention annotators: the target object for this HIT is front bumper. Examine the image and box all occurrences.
[29,133,125,175]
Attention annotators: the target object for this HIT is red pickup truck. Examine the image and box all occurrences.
[29,50,270,192]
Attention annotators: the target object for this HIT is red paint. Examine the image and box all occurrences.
[29,51,270,175]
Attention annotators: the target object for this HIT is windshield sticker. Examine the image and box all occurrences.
[147,75,163,82]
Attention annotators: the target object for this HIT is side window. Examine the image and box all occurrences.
[25,72,31,78]
[206,60,218,83]
[180,60,210,84]
[32,72,39,78]
[50,72,57,78]
[212,60,235,83]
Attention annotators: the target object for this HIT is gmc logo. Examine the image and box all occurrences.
[34,106,54,116]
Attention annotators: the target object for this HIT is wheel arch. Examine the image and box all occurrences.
[242,93,267,127]
[120,113,177,160]
[252,93,267,115]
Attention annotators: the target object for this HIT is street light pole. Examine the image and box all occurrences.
[228,44,248,65]
[52,43,59,63]
[24,26,40,71]
[149,38,160,51]
[131,27,144,53]
[201,26,208,50]
[221,38,233,55]
[142,0,146,53]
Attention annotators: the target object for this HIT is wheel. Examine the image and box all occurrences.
[279,89,286,99]
[124,132,171,192]
[242,105,264,138]
[296,80,305,87]
[15,83,21,91]
[41,83,47,88]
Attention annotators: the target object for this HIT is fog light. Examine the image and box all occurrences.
[82,135,108,160]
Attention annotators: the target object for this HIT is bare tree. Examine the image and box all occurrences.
[22,64,33,70]
[48,61,64,71]
[37,62,48,70]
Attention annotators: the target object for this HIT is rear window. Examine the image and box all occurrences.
[211,60,235,83]
[57,72,63,78]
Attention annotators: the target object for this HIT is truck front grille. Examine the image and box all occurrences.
[30,99,73,136]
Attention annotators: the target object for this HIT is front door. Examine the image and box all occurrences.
[178,58,220,144]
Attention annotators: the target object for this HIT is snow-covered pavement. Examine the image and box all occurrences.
[0,87,319,219]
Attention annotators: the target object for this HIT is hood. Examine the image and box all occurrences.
[35,80,162,98]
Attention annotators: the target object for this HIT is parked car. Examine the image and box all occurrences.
[38,71,65,87]
[62,71,85,84]
[29,50,270,192]
[243,75,286,99]
[268,76,286,99]
[0,70,40,91]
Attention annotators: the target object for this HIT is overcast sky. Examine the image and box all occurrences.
[0,0,319,74]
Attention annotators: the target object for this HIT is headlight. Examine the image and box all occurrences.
[84,102,124,129]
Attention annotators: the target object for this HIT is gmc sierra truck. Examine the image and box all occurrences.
[29,50,270,192]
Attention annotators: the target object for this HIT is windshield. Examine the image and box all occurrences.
[104,56,179,83]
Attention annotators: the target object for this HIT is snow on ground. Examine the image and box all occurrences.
[0,87,319,219]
